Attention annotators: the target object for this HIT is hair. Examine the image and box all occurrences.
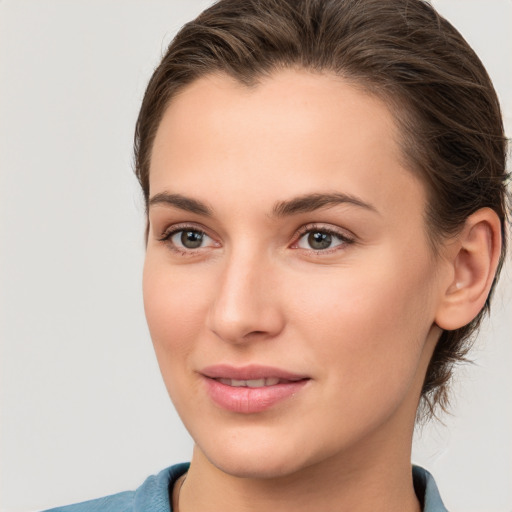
[134,0,510,419]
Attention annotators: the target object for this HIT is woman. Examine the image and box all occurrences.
[44,0,509,511]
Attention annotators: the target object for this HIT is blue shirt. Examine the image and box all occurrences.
[43,463,448,511]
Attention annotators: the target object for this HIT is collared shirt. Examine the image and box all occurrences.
[43,463,448,512]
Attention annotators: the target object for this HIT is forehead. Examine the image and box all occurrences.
[149,68,425,218]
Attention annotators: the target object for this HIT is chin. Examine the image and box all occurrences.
[209,450,310,480]
[193,425,326,480]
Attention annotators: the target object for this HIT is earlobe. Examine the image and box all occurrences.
[435,208,502,331]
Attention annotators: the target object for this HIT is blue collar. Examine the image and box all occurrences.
[160,464,449,512]
[413,465,449,512]
[160,464,448,512]
[135,463,449,512]
[43,462,448,511]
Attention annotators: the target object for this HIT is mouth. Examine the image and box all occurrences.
[216,377,291,387]
[201,364,309,382]
[200,365,310,414]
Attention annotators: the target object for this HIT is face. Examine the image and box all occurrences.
[143,69,444,479]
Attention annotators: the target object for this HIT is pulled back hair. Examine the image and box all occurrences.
[134,0,509,419]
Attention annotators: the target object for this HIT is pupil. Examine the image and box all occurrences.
[308,231,331,250]
[181,230,203,249]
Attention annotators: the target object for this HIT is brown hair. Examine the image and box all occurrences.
[134,0,509,419]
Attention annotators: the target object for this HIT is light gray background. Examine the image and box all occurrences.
[0,1,511,511]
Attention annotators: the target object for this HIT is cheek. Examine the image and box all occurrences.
[288,250,436,394]
[142,255,211,365]
[142,255,221,421]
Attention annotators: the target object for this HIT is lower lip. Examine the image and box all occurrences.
[203,377,309,414]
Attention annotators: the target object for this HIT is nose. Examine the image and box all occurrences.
[206,249,285,344]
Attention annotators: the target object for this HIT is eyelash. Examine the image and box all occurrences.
[158,223,355,256]
[291,223,355,254]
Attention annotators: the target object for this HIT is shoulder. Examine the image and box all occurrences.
[413,465,449,512]
[42,463,190,512]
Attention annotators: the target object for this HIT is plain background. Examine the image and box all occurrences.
[0,1,511,511]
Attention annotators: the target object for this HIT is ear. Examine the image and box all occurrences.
[435,208,502,331]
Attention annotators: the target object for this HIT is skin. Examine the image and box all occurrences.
[143,69,501,512]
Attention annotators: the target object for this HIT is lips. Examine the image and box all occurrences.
[200,365,310,414]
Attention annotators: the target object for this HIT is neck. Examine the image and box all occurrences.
[178,428,421,512]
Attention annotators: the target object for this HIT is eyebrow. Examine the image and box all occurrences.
[148,192,213,216]
[272,192,379,217]
[147,191,378,217]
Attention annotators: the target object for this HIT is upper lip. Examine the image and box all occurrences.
[200,364,309,381]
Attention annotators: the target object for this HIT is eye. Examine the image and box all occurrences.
[159,225,218,253]
[295,227,353,251]
[172,229,209,249]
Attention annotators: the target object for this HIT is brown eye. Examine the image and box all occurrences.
[180,230,204,249]
[296,228,351,252]
[307,231,332,250]
[169,229,213,250]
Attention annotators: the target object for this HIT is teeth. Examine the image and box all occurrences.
[218,377,281,387]
[247,379,265,388]
[232,379,250,387]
